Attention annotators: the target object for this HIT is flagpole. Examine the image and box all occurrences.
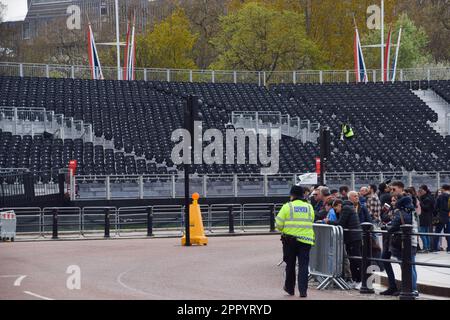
[392,28,402,82]
[381,0,384,82]
[115,0,121,80]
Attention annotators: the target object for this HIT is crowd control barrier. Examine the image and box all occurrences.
[309,224,349,290]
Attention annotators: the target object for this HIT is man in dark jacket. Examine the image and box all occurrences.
[418,185,434,252]
[349,191,372,224]
[325,199,362,284]
[433,185,450,252]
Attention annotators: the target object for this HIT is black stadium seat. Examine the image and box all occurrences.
[0,76,449,176]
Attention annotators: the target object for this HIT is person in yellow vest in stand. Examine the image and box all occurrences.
[341,123,355,141]
[276,185,315,298]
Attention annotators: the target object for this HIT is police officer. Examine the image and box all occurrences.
[276,185,315,298]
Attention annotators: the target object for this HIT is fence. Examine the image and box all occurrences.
[1,203,282,240]
[347,223,450,300]
[0,170,66,207]
[1,62,449,84]
[309,224,348,290]
[72,171,450,200]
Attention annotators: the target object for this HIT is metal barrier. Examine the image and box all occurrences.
[1,62,449,84]
[81,207,117,238]
[347,223,450,300]
[117,206,152,237]
[42,207,81,238]
[0,207,41,240]
[309,224,348,290]
[242,203,281,231]
[208,204,243,232]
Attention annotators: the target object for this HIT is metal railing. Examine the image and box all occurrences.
[72,171,450,200]
[1,203,282,239]
[347,223,450,300]
[1,62,449,84]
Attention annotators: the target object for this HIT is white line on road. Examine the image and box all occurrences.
[23,291,53,300]
[0,275,24,278]
[14,275,27,286]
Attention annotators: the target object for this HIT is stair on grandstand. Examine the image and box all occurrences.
[230,111,320,143]
[413,89,450,136]
[0,106,93,142]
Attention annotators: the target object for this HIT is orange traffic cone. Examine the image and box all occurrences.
[181,193,208,246]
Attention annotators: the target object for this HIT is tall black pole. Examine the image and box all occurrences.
[184,95,197,246]
[319,127,330,186]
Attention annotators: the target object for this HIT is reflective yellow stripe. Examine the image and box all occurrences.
[283,225,313,229]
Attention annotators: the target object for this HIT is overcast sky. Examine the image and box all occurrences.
[0,0,28,22]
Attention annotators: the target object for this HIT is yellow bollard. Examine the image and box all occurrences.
[181,192,208,246]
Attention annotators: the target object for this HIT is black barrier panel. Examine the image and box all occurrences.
[209,204,242,229]
[243,203,278,228]
[117,207,148,232]
[82,207,117,235]
[152,205,184,230]
[42,208,81,235]
[15,215,41,234]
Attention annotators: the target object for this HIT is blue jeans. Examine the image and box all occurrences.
[419,226,431,251]
[382,249,397,290]
[412,253,417,292]
[433,222,450,252]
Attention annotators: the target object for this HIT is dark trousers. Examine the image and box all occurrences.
[283,237,311,295]
[433,222,450,252]
[382,249,397,290]
[346,241,362,283]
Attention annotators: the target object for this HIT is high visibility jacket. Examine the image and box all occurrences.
[276,199,315,245]
[343,124,354,138]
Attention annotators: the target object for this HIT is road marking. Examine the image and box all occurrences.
[0,275,24,278]
[116,269,165,299]
[14,275,27,286]
[23,291,53,300]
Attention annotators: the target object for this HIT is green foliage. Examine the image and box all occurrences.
[136,8,198,69]
[363,13,432,70]
[210,2,325,74]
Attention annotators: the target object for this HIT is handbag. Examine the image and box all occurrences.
[432,215,441,225]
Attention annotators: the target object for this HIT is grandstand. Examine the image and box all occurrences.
[0,71,450,203]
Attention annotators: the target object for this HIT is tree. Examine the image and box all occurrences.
[136,8,198,69]
[210,2,324,78]
[395,0,450,63]
[182,0,226,69]
[363,13,432,70]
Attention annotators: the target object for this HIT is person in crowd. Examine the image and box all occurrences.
[325,198,362,288]
[359,187,369,207]
[317,199,338,224]
[387,195,419,297]
[380,195,399,296]
[349,191,372,224]
[417,185,434,253]
[378,182,392,207]
[406,187,421,216]
[367,184,382,223]
[330,189,339,199]
[339,185,349,201]
[433,185,450,253]
[315,187,334,221]
[276,186,315,298]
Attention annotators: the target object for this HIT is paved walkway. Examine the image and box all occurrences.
[375,251,450,296]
